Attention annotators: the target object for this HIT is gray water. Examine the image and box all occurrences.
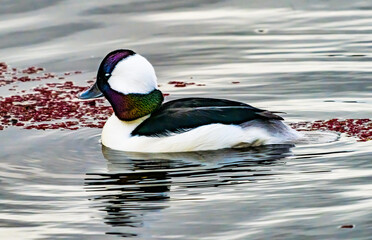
[1,1,372,239]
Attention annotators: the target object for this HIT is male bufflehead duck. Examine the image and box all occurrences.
[79,49,300,152]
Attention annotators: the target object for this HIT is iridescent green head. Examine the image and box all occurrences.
[79,49,164,121]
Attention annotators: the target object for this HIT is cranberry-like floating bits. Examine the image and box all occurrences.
[0,62,371,142]
[0,62,112,131]
[290,119,372,142]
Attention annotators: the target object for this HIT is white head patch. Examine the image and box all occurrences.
[108,54,158,94]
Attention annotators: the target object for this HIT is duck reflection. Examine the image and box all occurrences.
[85,144,293,237]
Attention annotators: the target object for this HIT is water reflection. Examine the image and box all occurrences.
[85,144,293,237]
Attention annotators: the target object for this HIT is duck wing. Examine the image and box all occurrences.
[131,98,283,137]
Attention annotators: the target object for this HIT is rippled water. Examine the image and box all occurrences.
[1,1,372,239]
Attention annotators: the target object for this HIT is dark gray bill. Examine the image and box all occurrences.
[78,83,104,99]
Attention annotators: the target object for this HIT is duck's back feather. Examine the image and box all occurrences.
[131,98,283,137]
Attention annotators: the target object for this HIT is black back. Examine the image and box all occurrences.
[131,98,283,137]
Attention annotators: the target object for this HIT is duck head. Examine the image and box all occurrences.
[79,49,164,121]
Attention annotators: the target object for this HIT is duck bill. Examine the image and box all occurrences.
[78,82,104,99]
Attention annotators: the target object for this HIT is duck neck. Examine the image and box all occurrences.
[106,88,163,121]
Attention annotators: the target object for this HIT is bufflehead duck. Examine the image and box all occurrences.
[79,49,300,152]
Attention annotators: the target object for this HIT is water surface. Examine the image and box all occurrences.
[0,1,372,239]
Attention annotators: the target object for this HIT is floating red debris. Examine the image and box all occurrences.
[0,62,113,131]
[290,119,372,142]
[0,62,56,87]
[64,71,83,76]
[22,66,44,74]
[18,76,31,82]
[0,62,8,71]
[339,225,355,229]
[168,81,196,88]
[1,62,371,140]
[0,82,113,130]
[168,81,183,85]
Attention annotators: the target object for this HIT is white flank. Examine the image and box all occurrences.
[108,54,158,94]
[101,114,302,153]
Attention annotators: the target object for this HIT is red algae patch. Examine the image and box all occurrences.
[0,62,56,87]
[290,119,372,142]
[22,66,45,74]
[168,81,202,88]
[1,62,371,141]
[0,81,113,130]
[339,224,355,229]
[0,62,112,131]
